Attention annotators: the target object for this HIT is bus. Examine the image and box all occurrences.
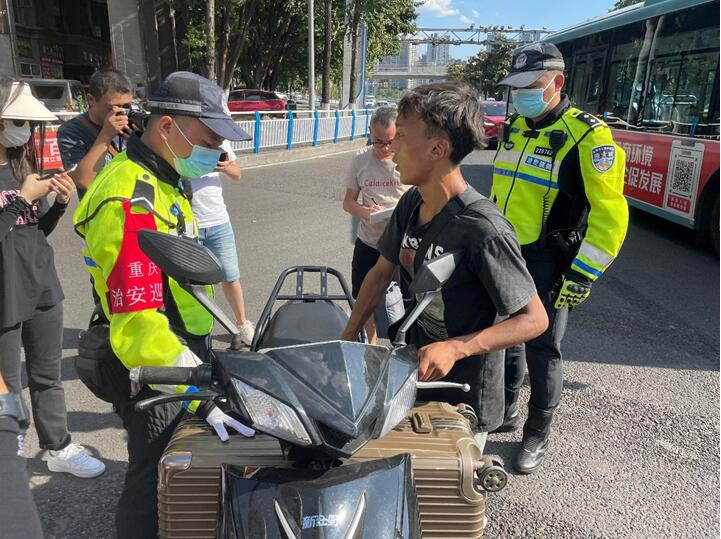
[543,0,719,251]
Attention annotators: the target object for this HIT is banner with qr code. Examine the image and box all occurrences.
[613,130,718,224]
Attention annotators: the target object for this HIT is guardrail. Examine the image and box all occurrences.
[227,109,373,154]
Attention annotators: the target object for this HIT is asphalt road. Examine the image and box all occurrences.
[20,149,719,538]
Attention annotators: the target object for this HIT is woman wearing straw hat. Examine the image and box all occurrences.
[0,79,105,479]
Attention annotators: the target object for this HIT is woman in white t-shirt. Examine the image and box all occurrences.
[190,140,255,348]
[342,107,409,343]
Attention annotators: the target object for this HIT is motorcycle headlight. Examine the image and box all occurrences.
[231,379,312,446]
[378,370,417,438]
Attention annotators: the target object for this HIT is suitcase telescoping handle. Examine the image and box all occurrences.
[417,381,470,392]
[129,364,213,387]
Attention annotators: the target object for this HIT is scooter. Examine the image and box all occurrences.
[130,230,507,538]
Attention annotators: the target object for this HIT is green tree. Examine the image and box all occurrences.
[447,35,515,99]
[446,60,466,82]
[170,0,417,96]
[346,0,418,105]
[611,0,642,10]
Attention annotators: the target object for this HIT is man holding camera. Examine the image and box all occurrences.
[57,67,134,198]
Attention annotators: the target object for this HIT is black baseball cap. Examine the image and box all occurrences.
[148,71,251,141]
[497,42,565,89]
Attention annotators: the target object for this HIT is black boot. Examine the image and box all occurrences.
[513,404,554,474]
[491,387,523,433]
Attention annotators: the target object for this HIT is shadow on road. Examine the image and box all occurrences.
[62,327,83,350]
[27,446,123,539]
[67,410,122,433]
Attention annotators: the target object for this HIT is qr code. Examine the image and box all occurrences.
[671,158,694,195]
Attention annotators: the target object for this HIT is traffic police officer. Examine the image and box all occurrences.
[73,72,254,538]
[490,43,629,474]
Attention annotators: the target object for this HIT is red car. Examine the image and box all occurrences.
[480,100,507,149]
[227,89,286,113]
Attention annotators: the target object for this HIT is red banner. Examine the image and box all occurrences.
[613,129,720,221]
[34,128,64,172]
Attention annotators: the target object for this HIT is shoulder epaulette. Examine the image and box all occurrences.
[130,177,155,213]
[568,109,605,129]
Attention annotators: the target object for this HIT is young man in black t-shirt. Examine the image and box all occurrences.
[340,82,549,440]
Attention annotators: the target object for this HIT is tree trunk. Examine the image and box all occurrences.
[220,0,258,90]
[321,0,332,106]
[217,4,231,85]
[347,1,362,105]
[206,0,216,80]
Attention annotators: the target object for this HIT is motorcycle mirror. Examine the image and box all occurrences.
[138,229,224,285]
[409,250,464,294]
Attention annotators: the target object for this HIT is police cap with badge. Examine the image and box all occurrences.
[498,42,566,89]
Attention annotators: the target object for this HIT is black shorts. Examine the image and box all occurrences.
[351,238,381,298]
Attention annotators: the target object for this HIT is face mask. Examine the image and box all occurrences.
[511,78,555,118]
[164,120,222,178]
[0,120,30,148]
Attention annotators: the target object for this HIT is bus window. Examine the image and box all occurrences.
[640,3,719,136]
[586,53,606,106]
[605,17,655,124]
[569,59,588,107]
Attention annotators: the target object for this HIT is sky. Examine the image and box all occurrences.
[416,0,618,60]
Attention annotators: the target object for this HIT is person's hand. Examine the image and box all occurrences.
[205,405,255,442]
[362,204,384,221]
[19,173,52,203]
[417,340,465,381]
[340,327,358,342]
[49,172,75,204]
[99,106,130,143]
[554,271,592,310]
[215,157,241,180]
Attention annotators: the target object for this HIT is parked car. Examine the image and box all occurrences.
[376,100,390,107]
[480,100,507,149]
[21,78,86,117]
[227,89,286,113]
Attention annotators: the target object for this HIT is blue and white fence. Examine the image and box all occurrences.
[227,109,373,154]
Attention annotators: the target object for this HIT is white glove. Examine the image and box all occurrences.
[205,406,255,442]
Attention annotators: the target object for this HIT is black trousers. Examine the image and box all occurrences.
[505,247,569,411]
[114,335,211,539]
[0,417,44,539]
[0,303,71,450]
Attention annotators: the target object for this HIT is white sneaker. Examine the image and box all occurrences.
[237,320,256,346]
[46,443,106,478]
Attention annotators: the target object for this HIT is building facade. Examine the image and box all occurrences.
[0,0,188,93]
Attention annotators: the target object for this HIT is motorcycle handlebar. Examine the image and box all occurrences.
[129,364,213,387]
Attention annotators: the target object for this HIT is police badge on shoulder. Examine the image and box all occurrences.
[591,145,615,172]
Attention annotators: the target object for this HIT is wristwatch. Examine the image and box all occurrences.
[0,392,30,430]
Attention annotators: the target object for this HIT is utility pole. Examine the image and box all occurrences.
[308,0,315,111]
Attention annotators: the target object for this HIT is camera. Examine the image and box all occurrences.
[120,104,150,131]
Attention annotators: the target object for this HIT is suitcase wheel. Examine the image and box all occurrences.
[477,463,508,492]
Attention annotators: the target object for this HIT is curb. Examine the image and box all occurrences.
[236,139,368,169]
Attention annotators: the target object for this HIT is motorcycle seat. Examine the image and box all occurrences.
[257,299,349,349]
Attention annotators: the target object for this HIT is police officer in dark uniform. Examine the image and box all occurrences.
[490,43,629,474]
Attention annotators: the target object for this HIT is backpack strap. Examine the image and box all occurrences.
[412,187,483,274]
[77,114,119,157]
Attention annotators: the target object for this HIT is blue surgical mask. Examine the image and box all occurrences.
[165,120,222,178]
[511,78,555,118]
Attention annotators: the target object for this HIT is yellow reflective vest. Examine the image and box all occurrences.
[73,136,214,397]
[490,103,629,281]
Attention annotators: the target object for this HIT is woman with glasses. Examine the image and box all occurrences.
[342,106,409,343]
[0,78,105,479]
